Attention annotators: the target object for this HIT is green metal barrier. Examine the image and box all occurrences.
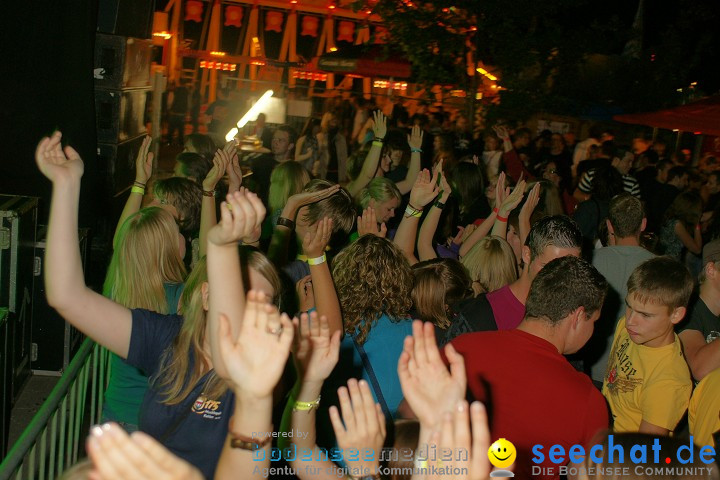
[0,340,111,480]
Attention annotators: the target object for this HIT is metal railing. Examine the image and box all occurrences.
[0,340,111,480]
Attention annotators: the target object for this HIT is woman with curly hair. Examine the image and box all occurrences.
[329,234,414,418]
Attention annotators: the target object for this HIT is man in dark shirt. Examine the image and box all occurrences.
[679,239,720,381]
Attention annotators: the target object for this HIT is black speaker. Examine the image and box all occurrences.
[95,34,152,90]
[97,0,155,39]
[95,88,150,143]
[97,135,148,195]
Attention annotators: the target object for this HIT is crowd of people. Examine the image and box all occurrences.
[36,97,720,480]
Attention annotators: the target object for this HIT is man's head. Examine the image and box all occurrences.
[667,166,689,189]
[271,125,297,160]
[607,193,645,241]
[706,171,720,196]
[612,151,633,175]
[297,179,356,241]
[625,257,694,347]
[151,177,202,236]
[524,256,608,354]
[699,239,720,288]
[513,128,531,148]
[522,216,583,280]
[632,136,651,155]
[656,159,672,183]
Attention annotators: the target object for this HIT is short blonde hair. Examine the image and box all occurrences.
[357,177,402,210]
[461,236,517,293]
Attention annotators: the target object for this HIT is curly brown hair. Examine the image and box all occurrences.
[332,235,413,344]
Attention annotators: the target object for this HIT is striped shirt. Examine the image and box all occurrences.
[578,169,641,198]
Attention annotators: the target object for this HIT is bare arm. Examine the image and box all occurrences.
[199,146,231,258]
[207,189,265,379]
[679,330,720,381]
[302,218,343,336]
[638,420,669,436]
[39,132,132,358]
[395,125,423,195]
[113,136,153,249]
[417,163,450,261]
[213,296,294,480]
[346,111,387,197]
[294,136,313,162]
[674,221,703,255]
[394,169,440,265]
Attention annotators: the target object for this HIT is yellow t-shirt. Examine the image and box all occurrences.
[689,368,720,447]
[602,317,692,432]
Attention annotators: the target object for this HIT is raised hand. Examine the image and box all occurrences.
[329,379,386,477]
[460,224,477,244]
[135,136,154,185]
[499,178,526,216]
[207,189,266,247]
[87,423,203,480]
[203,147,231,192]
[492,125,510,140]
[292,311,341,384]
[216,291,293,397]
[225,142,243,193]
[371,110,387,140]
[357,208,387,238]
[494,171,508,208]
[408,125,423,151]
[425,401,491,480]
[35,131,84,182]
[286,184,341,215]
[303,217,333,258]
[519,182,541,223]
[398,321,466,429]
[437,160,452,197]
[409,168,440,210]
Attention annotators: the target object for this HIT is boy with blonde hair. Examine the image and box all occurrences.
[603,256,693,434]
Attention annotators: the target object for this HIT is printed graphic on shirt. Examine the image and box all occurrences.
[192,395,223,420]
[605,337,642,394]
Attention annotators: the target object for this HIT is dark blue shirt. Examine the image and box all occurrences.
[127,309,234,480]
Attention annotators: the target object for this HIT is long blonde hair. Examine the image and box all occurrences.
[103,207,186,312]
[157,249,283,405]
[461,236,517,294]
[269,161,311,213]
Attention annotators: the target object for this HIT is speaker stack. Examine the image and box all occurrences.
[94,0,155,199]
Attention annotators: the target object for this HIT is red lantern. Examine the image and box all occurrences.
[265,11,283,32]
[300,16,319,37]
[185,0,203,22]
[225,6,243,27]
[337,21,354,42]
[374,25,389,44]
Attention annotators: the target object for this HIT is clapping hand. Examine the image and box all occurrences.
[203,147,231,192]
[135,136,154,185]
[519,182,541,224]
[207,189,265,247]
[492,125,510,140]
[408,125,423,151]
[292,311,341,384]
[398,321,466,429]
[423,401,491,480]
[224,141,243,192]
[87,423,203,480]
[35,131,84,182]
[357,208,387,238]
[329,379,386,477]
[409,169,440,210]
[215,291,294,398]
[371,110,387,140]
[499,178,526,216]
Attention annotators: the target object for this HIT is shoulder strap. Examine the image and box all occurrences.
[352,336,392,420]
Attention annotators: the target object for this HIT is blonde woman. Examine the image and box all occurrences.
[268,161,311,227]
[37,132,281,479]
[102,207,187,432]
[461,236,518,295]
[356,177,402,225]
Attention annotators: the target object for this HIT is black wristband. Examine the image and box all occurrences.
[374,136,384,143]
[277,216,296,231]
[434,199,446,209]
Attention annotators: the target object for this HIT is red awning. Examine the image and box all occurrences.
[613,96,720,136]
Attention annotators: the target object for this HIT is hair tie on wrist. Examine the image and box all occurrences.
[411,147,422,153]
[496,213,508,222]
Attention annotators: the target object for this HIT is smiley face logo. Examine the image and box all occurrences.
[488,438,516,469]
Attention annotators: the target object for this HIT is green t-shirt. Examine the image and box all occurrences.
[102,283,184,425]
